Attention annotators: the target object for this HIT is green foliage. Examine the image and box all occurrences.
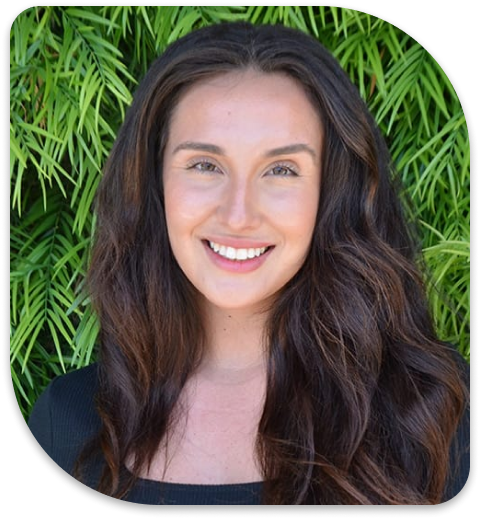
[10,6,470,418]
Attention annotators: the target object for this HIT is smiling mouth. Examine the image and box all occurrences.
[206,240,273,261]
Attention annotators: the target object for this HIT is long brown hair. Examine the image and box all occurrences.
[83,22,467,504]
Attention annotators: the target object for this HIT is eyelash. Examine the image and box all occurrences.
[268,163,299,177]
[186,159,299,177]
[186,159,221,174]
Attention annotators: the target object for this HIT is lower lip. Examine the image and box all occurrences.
[203,241,274,273]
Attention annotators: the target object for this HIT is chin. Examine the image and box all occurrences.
[201,288,277,314]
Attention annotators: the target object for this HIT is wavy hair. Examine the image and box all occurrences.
[82,22,467,504]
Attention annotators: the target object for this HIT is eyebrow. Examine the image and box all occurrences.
[172,141,318,161]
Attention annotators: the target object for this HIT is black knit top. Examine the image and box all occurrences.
[28,363,469,505]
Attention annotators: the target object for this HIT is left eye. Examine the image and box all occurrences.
[269,165,297,176]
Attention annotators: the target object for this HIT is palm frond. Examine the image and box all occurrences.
[10,6,470,419]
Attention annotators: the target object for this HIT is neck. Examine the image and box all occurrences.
[198,301,269,381]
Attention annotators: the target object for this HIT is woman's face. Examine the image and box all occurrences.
[163,69,322,312]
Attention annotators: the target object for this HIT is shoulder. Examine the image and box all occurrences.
[47,362,99,403]
[449,345,469,378]
[443,349,470,502]
[443,401,470,502]
[32,363,100,425]
[28,363,102,474]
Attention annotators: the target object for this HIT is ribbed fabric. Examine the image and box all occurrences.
[28,364,262,504]
[28,363,469,505]
[129,479,262,505]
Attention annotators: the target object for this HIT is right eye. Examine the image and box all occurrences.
[187,160,221,174]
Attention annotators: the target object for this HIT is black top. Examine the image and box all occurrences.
[28,363,469,505]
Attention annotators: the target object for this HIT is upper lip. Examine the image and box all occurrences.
[203,236,274,249]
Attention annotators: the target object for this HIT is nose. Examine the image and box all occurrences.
[217,177,261,231]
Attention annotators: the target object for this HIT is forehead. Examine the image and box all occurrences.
[166,69,323,150]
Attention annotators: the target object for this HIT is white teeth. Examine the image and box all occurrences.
[208,241,269,261]
[236,249,248,260]
[226,247,236,260]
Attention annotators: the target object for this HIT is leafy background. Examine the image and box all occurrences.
[10,6,470,419]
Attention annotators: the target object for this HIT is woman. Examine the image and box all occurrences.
[29,22,469,505]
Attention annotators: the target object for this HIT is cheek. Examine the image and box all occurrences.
[164,179,215,238]
[262,187,319,240]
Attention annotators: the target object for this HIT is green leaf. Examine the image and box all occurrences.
[10,5,470,420]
